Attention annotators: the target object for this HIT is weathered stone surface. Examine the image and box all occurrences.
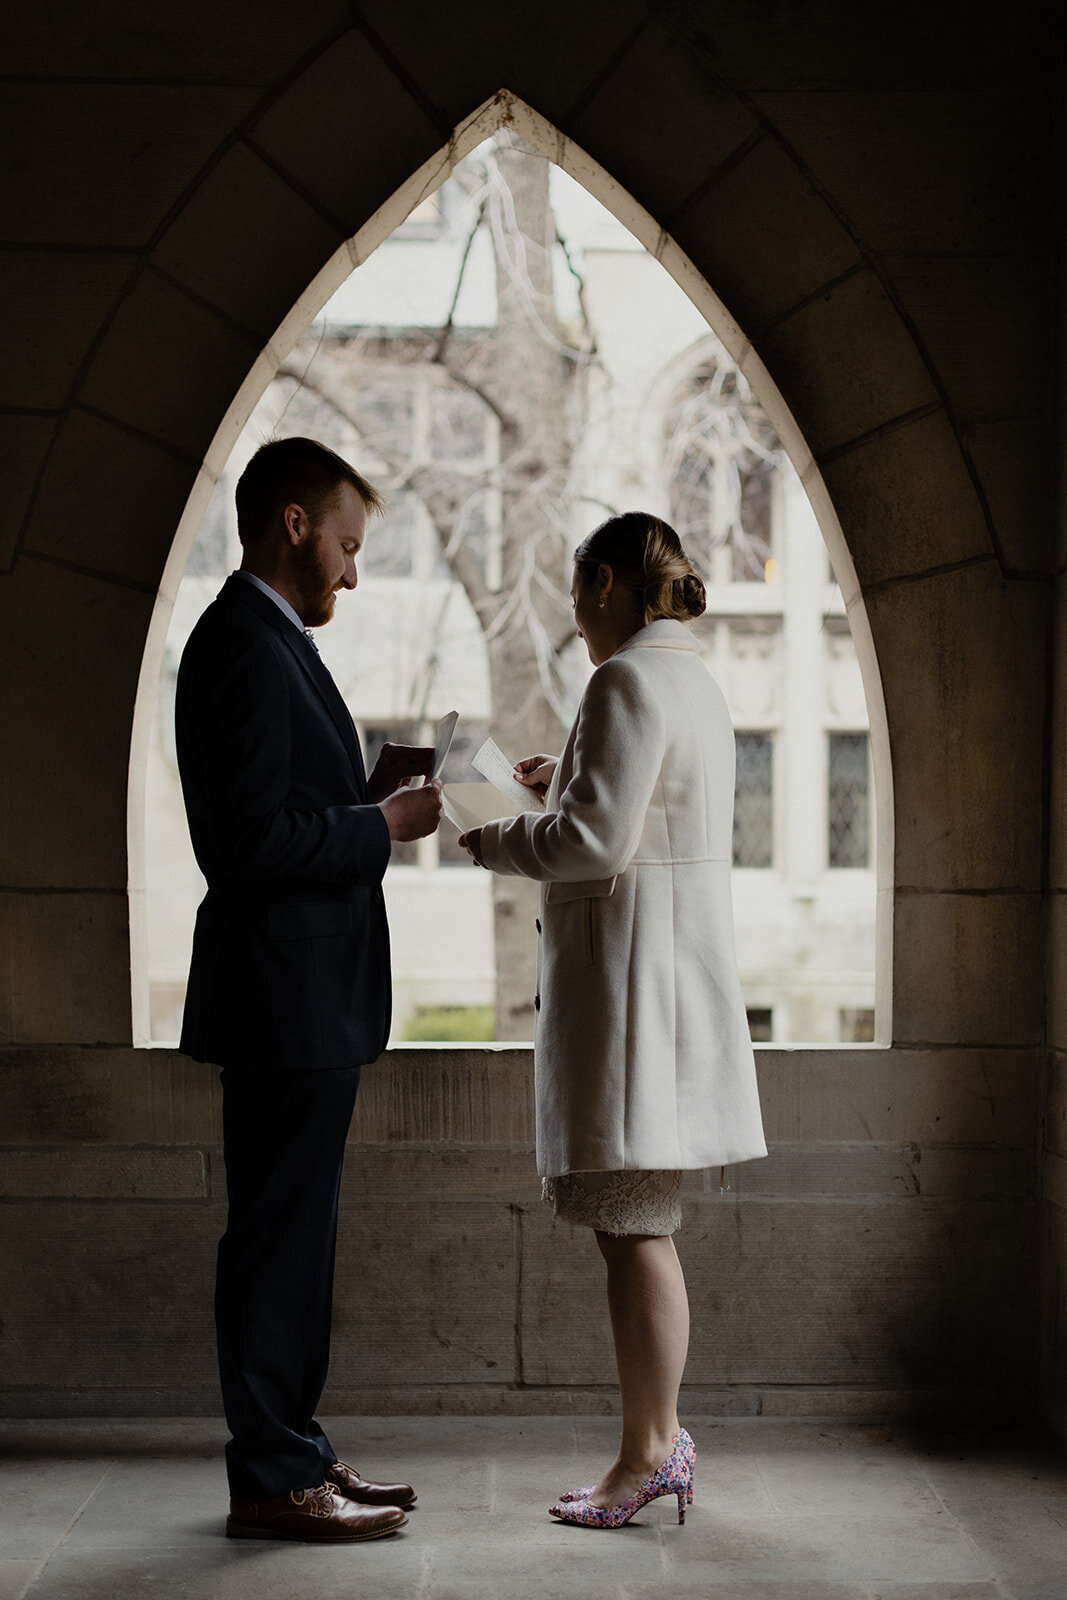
[353,1047,535,1144]
[0,1459,110,1559]
[0,1045,1038,1151]
[520,1195,1037,1389]
[0,1044,1040,1148]
[356,0,649,131]
[865,563,1047,892]
[2,2,347,82]
[968,415,1058,575]
[151,142,344,343]
[1045,1047,1067,1158]
[754,91,1052,254]
[0,413,56,572]
[339,1142,539,1201]
[0,252,133,411]
[892,892,1044,1048]
[756,1048,1039,1146]
[0,1203,219,1397]
[731,1145,1035,1201]
[566,25,760,220]
[1040,1195,1067,1436]
[657,0,1049,91]
[669,135,862,336]
[882,252,1055,423]
[0,894,132,1047]
[1044,1152,1067,1216]
[0,1149,206,1200]
[0,1,1058,1437]
[820,412,994,591]
[759,269,941,457]
[77,271,260,462]
[0,85,259,247]
[1050,585,1067,890]
[327,1200,515,1388]
[0,562,153,889]
[249,30,444,234]
[1048,900,1067,1054]
[0,1050,219,1147]
[22,410,200,590]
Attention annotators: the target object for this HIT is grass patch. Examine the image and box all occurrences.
[401,1004,495,1042]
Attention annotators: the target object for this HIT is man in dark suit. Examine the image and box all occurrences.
[176,436,441,1543]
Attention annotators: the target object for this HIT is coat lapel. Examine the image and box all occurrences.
[222,576,368,789]
[280,628,368,787]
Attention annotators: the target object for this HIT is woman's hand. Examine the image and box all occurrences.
[458,827,486,867]
[514,754,557,800]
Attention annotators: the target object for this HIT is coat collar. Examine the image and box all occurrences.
[613,618,700,655]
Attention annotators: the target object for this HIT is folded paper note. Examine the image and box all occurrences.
[428,710,458,782]
[441,782,526,833]
[471,737,546,812]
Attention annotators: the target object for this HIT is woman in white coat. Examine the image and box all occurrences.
[460,512,766,1528]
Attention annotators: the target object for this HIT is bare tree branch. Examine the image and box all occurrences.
[432,199,486,365]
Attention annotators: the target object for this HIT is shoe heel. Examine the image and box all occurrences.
[676,1489,686,1525]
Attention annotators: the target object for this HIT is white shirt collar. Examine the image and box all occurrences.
[234,570,307,637]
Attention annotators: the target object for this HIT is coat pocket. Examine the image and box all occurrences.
[545,876,616,905]
[266,900,353,940]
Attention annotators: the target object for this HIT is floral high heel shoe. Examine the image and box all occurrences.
[556,1428,695,1508]
[549,1431,694,1528]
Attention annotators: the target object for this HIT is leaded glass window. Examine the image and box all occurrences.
[747,1007,773,1042]
[733,732,773,868]
[828,732,870,868]
[839,1007,875,1042]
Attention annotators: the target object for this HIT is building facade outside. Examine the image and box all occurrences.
[145,154,875,1046]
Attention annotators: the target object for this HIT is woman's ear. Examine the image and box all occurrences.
[598,562,614,601]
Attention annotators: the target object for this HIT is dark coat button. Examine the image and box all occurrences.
[535,918,542,934]
[534,994,541,1011]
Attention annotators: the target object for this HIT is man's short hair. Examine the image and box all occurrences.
[235,437,384,546]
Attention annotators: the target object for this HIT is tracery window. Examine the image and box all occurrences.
[733,732,774,868]
[665,361,781,586]
[828,732,870,869]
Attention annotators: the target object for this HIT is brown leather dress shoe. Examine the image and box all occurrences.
[226,1483,407,1541]
[327,1458,418,1509]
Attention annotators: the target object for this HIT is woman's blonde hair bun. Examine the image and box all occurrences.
[574,511,706,624]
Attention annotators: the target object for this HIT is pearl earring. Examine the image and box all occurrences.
[598,595,606,609]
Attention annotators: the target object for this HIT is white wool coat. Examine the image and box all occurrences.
[479,619,767,1178]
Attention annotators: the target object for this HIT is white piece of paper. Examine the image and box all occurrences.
[441,782,524,833]
[471,736,545,812]
[428,710,459,782]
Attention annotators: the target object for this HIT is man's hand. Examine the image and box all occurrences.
[458,827,486,867]
[379,780,442,842]
[514,754,557,799]
[367,742,435,804]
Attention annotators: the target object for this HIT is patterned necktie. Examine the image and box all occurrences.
[304,629,320,655]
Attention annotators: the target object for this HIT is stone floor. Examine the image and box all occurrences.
[1,1415,1066,1599]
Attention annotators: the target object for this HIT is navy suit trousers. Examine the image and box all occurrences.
[215,1065,361,1499]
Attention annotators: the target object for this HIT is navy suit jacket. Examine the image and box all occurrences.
[175,574,392,1071]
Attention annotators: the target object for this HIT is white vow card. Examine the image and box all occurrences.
[471,737,545,812]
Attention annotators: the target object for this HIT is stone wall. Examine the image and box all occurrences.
[0,2,1060,1429]
[0,1046,1038,1418]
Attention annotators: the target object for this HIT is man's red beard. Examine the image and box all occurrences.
[291,530,338,627]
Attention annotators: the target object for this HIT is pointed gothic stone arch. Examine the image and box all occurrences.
[127,91,894,1043]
